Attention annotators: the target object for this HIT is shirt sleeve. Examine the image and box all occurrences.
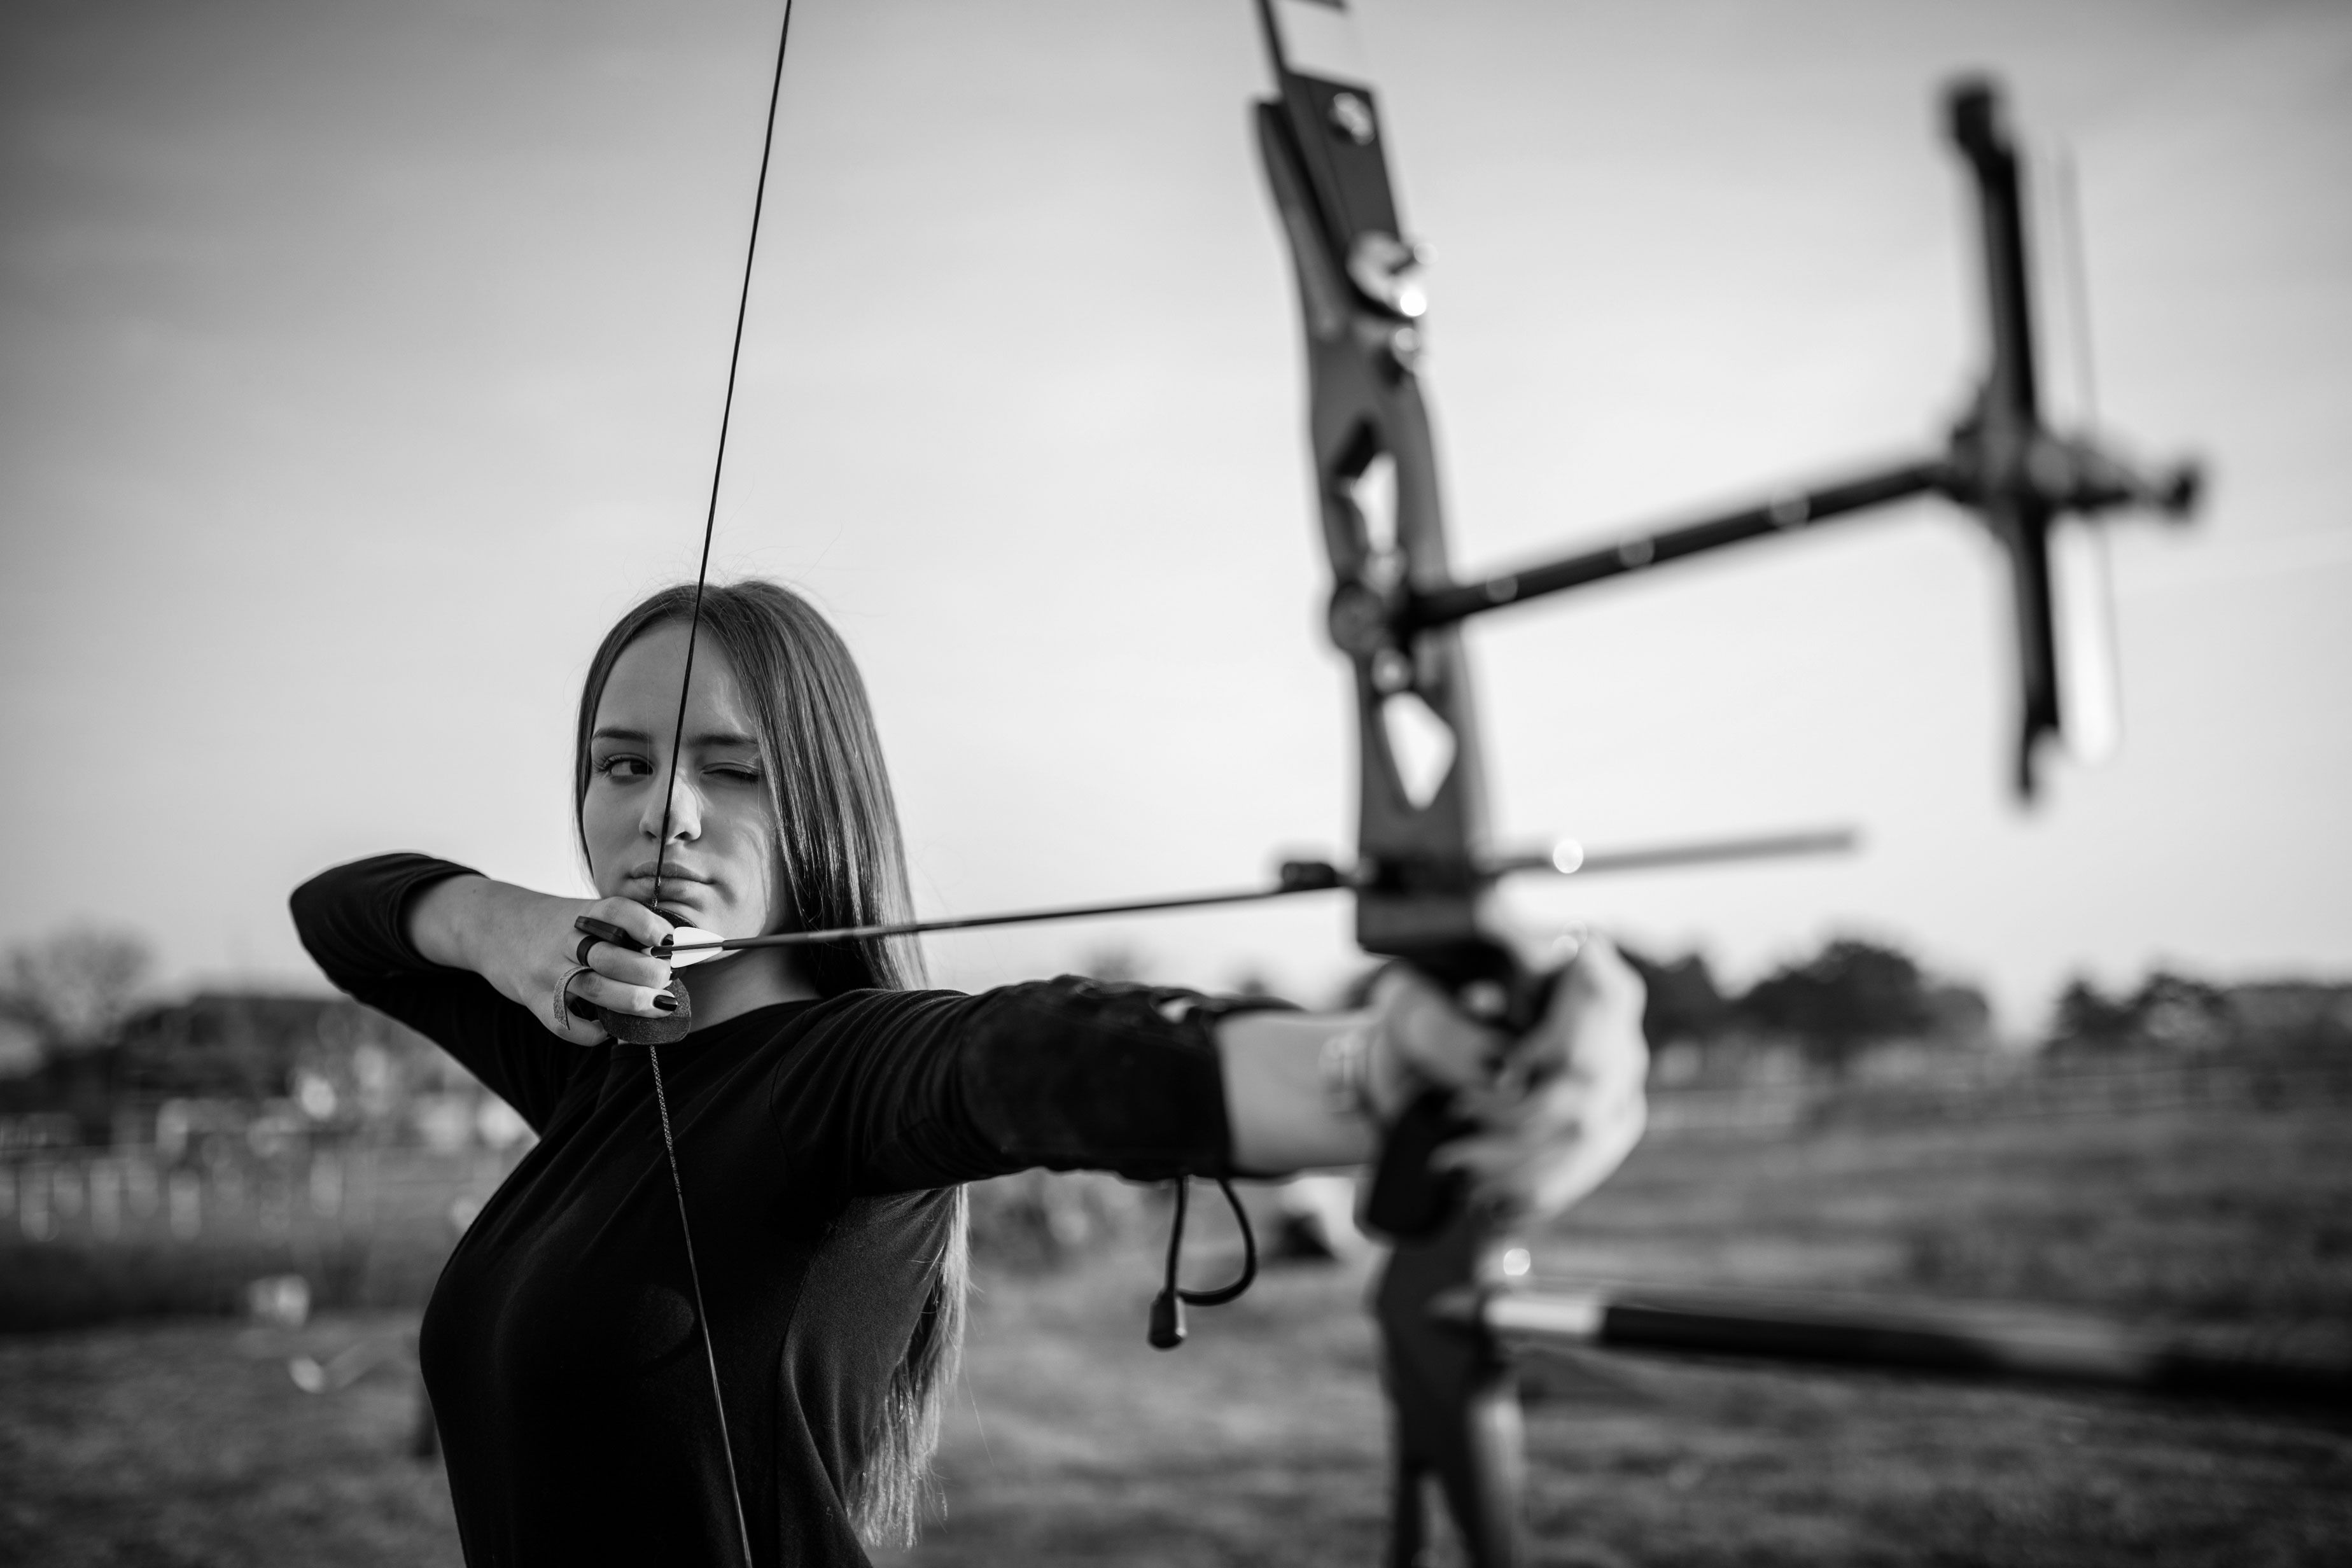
[766,978,1259,1199]
[288,853,587,1132]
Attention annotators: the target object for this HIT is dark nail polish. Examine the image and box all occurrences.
[652,993,679,1013]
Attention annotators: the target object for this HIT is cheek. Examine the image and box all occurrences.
[580,790,631,890]
[727,816,787,925]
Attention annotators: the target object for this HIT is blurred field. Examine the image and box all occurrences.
[4,1095,2349,1565]
[0,1312,457,1567]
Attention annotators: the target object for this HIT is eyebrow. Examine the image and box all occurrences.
[591,726,761,750]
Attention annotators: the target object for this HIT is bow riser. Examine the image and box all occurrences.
[1256,3,1534,1562]
[1249,21,1514,988]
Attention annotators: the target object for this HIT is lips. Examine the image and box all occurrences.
[619,871,715,921]
[625,861,713,886]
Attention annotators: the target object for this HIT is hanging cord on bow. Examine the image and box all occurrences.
[634,3,799,1565]
[1148,1176,1259,1350]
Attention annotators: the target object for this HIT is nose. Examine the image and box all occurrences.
[638,757,703,846]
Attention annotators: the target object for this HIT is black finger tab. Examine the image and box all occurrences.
[601,979,690,1045]
[573,915,646,953]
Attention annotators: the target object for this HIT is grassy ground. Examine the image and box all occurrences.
[903,1256,2351,1567]
[0,1312,456,1567]
[3,1100,2347,1565]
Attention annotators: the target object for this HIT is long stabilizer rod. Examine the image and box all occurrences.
[1443,1282,2352,1412]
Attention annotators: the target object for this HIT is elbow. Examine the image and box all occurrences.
[286,863,356,966]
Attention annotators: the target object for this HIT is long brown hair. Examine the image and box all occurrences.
[573,578,968,1548]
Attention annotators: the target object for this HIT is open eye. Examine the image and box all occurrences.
[595,753,654,782]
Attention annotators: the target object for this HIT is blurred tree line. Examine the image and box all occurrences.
[1,927,153,1055]
[0,928,158,1141]
[1626,935,2352,1081]
[2048,969,2352,1061]
[1623,936,1991,1079]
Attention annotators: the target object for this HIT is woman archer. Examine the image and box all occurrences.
[291,577,1649,1567]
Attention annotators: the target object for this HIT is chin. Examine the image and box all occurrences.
[651,892,717,925]
[606,881,718,927]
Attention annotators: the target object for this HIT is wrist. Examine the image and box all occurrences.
[1319,1014,1416,1127]
[1318,1025,1374,1122]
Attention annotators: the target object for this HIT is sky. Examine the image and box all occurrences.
[1,0,2346,1033]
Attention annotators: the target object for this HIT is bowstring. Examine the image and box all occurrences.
[644,3,797,1564]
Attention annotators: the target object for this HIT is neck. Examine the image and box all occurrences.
[680,946,820,1028]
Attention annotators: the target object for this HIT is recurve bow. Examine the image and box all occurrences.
[611,6,2199,1565]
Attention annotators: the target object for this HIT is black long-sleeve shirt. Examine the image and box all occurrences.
[290,854,1238,1568]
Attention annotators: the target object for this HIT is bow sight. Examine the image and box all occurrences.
[1268,51,2197,815]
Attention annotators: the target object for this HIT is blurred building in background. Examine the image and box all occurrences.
[0,990,527,1158]
[0,978,530,1332]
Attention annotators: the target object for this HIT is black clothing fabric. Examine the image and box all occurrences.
[291,854,1238,1568]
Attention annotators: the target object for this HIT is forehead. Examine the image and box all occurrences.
[596,622,755,734]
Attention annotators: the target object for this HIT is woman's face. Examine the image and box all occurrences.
[582,623,783,939]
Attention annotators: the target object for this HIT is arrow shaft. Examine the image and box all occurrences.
[662,827,1858,955]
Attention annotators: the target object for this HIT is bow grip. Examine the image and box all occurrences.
[1364,943,1555,1240]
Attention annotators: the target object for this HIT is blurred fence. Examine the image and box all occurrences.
[0,1140,522,1331]
[0,1143,522,1245]
[0,1134,1144,1329]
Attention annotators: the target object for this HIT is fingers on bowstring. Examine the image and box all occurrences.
[582,938,671,991]
[585,895,676,952]
[575,897,676,993]
[569,968,677,1021]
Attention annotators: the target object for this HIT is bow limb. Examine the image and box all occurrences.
[1254,4,1534,1561]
